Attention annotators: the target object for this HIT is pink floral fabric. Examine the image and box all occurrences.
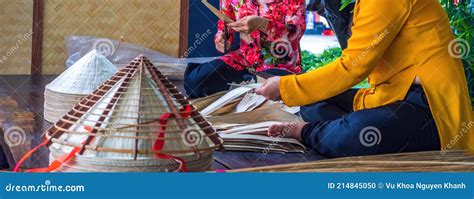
[216,0,306,73]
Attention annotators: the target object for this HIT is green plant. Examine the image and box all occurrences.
[340,0,355,11]
[440,0,474,104]
[440,0,473,66]
[301,48,371,88]
[301,47,342,72]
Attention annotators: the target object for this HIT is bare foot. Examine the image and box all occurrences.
[267,122,306,142]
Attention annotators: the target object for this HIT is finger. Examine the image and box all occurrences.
[216,35,224,42]
[228,20,244,26]
[267,124,281,137]
[230,26,247,33]
[269,124,287,137]
[216,43,224,53]
[228,20,246,27]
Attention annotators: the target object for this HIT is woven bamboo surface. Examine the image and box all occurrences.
[42,0,182,74]
[232,150,474,172]
[0,0,33,75]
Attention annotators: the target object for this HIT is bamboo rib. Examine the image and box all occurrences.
[232,150,474,172]
[49,138,218,155]
[55,117,213,132]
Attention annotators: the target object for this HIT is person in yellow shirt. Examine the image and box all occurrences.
[256,0,473,157]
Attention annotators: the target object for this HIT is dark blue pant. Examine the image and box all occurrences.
[300,85,441,158]
[0,147,8,169]
[184,59,254,98]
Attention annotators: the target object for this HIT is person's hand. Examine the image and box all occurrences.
[215,32,231,53]
[255,76,281,101]
[228,16,269,34]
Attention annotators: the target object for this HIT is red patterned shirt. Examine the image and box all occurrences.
[216,0,306,73]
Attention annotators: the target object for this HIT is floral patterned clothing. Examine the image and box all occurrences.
[216,0,306,73]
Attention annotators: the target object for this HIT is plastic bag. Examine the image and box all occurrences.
[65,36,216,67]
[65,36,217,79]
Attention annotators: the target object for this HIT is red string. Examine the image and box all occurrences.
[13,126,95,173]
[13,139,48,172]
[153,105,192,172]
[15,106,194,173]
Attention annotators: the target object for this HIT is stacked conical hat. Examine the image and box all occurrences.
[44,50,117,122]
[45,55,222,172]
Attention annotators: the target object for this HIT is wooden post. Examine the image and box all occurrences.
[31,0,44,76]
[179,0,189,58]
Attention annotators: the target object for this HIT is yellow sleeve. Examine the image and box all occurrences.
[280,0,413,106]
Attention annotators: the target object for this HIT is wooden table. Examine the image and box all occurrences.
[0,75,326,171]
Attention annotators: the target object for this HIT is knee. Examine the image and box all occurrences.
[316,117,378,158]
[184,77,204,99]
[184,63,207,98]
[300,102,326,122]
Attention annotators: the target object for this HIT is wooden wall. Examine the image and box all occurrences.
[0,0,183,75]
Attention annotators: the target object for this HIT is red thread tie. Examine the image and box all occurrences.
[14,126,95,173]
[153,105,192,172]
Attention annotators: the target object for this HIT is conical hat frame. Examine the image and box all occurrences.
[43,56,223,159]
